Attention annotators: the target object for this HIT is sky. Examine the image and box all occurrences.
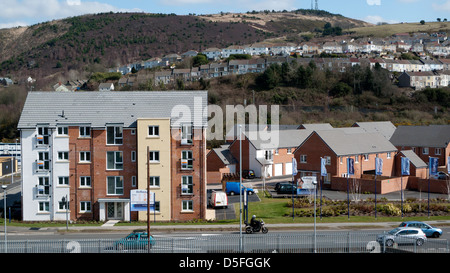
[1,0,450,29]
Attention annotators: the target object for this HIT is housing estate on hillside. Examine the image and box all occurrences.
[18,91,208,222]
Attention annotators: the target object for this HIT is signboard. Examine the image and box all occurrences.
[429,157,439,176]
[347,158,354,176]
[297,176,316,195]
[292,158,298,176]
[375,157,383,176]
[401,157,410,176]
[321,157,327,177]
[130,189,155,212]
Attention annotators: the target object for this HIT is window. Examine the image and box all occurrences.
[182,200,193,212]
[58,200,69,211]
[364,154,369,161]
[79,126,91,137]
[79,151,91,162]
[150,176,160,187]
[435,148,442,155]
[57,126,68,136]
[38,177,50,195]
[107,126,123,145]
[131,129,136,135]
[355,156,359,163]
[107,176,123,195]
[300,155,307,163]
[181,150,193,170]
[265,150,273,161]
[287,148,292,154]
[80,176,91,187]
[181,175,193,195]
[148,126,159,137]
[149,151,160,162]
[58,176,69,186]
[422,148,429,155]
[324,156,331,165]
[154,201,160,213]
[107,151,123,170]
[38,202,50,212]
[387,152,391,159]
[181,124,193,145]
[58,151,69,161]
[80,201,91,212]
[37,127,50,145]
[132,176,137,187]
[275,149,279,155]
[37,152,50,170]
[131,151,136,162]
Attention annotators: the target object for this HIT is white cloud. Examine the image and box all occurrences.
[0,0,140,26]
[432,0,450,12]
[0,21,29,29]
[367,0,381,5]
[363,15,399,24]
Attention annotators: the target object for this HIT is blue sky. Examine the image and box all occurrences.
[1,0,450,29]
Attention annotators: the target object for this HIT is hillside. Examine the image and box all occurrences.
[349,21,450,38]
[0,10,369,88]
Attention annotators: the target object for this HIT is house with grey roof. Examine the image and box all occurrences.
[18,91,208,222]
[352,121,397,140]
[390,125,450,167]
[294,129,398,187]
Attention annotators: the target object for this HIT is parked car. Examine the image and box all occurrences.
[399,221,442,238]
[431,171,449,180]
[114,231,155,250]
[209,190,228,209]
[376,227,427,247]
[275,183,297,194]
[242,170,255,179]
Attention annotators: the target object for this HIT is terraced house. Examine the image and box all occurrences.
[18,91,208,222]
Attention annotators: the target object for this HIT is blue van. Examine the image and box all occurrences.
[225,182,255,195]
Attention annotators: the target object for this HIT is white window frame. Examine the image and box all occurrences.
[38,176,50,195]
[387,152,391,159]
[181,123,193,145]
[364,154,369,161]
[148,125,159,137]
[149,151,160,163]
[57,151,69,161]
[79,151,91,163]
[150,176,160,187]
[38,201,50,212]
[38,152,50,170]
[181,175,193,195]
[80,201,91,212]
[80,176,91,187]
[107,151,123,170]
[182,200,193,212]
[57,126,68,136]
[324,156,331,165]
[132,176,137,187]
[131,151,136,162]
[79,126,91,138]
[106,126,123,145]
[58,176,69,186]
[435,148,441,155]
[181,150,193,170]
[422,147,429,155]
[107,176,124,195]
[300,155,307,163]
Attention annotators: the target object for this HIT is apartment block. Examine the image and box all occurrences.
[18,91,208,222]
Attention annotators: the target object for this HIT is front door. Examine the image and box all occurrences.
[107,202,123,220]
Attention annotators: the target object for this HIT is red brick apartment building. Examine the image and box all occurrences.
[18,91,208,222]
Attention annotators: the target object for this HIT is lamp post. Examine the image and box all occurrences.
[239,125,243,253]
[312,179,317,253]
[2,185,7,253]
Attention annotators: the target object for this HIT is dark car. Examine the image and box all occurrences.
[399,221,442,238]
[275,183,297,194]
[431,172,449,180]
[242,170,255,179]
[114,231,155,251]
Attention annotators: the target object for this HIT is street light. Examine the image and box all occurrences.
[2,184,7,253]
[312,180,317,253]
[239,125,243,253]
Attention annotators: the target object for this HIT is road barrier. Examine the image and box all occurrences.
[0,232,448,253]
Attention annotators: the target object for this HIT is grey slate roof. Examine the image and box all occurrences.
[352,121,397,140]
[313,129,398,156]
[211,144,237,165]
[400,150,427,169]
[245,129,313,149]
[390,125,450,148]
[18,91,208,129]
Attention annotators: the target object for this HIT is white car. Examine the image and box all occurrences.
[377,227,427,247]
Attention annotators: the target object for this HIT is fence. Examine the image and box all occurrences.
[1,232,449,253]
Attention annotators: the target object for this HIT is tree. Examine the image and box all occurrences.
[420,20,425,25]
[192,54,209,67]
[329,82,352,97]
